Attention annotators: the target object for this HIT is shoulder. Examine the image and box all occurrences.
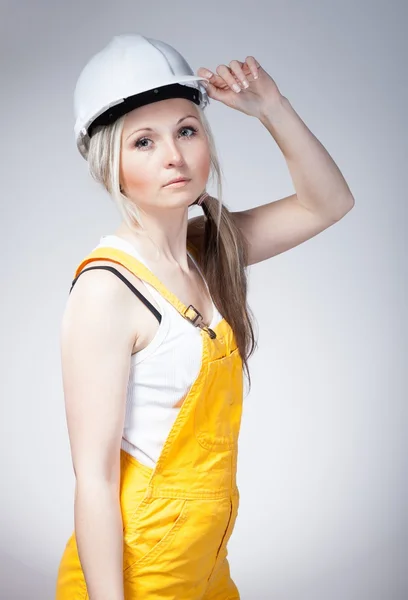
[65,260,143,348]
[70,260,136,306]
[66,259,160,354]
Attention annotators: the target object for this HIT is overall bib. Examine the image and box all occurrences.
[56,245,244,600]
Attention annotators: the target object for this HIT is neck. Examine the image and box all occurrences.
[114,209,191,269]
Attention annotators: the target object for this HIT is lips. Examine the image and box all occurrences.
[164,177,190,186]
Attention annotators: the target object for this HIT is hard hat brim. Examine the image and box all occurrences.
[76,76,209,160]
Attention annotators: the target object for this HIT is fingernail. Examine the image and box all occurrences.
[233,83,241,93]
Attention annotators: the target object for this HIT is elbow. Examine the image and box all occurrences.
[74,475,120,500]
[74,464,120,490]
[333,194,355,222]
[344,195,355,216]
[346,194,355,210]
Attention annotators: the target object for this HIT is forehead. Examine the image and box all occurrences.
[123,98,199,131]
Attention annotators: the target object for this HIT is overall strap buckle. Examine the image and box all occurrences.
[184,304,202,324]
[183,304,217,339]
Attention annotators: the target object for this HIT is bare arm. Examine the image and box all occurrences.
[61,265,138,600]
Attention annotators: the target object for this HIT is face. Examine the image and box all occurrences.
[120,98,211,210]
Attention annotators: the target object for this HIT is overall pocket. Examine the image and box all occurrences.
[194,348,243,451]
[120,449,153,532]
[123,496,189,571]
[214,491,240,566]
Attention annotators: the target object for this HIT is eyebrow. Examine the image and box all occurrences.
[125,114,199,141]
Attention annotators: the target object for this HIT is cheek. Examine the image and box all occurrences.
[194,147,211,182]
[120,152,154,193]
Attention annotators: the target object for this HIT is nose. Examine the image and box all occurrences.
[163,137,185,167]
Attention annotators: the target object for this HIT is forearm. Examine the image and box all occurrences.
[259,95,355,221]
[74,479,125,600]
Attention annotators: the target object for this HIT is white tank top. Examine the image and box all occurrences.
[92,234,223,468]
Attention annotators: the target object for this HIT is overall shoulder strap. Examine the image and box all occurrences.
[73,246,217,339]
[70,264,162,323]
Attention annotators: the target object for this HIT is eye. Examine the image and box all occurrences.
[134,125,199,150]
[180,125,198,138]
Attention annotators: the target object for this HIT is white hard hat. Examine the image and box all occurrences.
[74,33,210,159]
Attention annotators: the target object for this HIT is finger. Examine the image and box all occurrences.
[216,64,242,93]
[245,56,261,79]
[197,67,230,91]
[229,59,250,89]
[197,67,214,81]
[207,67,234,90]
[201,79,223,101]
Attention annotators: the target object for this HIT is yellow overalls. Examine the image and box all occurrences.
[56,244,244,600]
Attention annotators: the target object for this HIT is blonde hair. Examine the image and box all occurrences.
[86,106,257,392]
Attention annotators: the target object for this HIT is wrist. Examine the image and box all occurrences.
[259,94,289,125]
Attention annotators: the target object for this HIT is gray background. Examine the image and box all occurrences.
[1,0,406,598]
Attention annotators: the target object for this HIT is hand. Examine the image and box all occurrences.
[196,57,283,119]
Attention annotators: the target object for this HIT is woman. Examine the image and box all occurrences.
[56,34,354,600]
